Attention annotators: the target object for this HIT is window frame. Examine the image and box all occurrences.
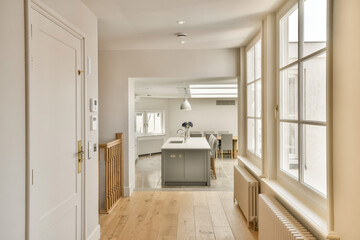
[135,110,165,136]
[246,34,263,166]
[276,0,328,201]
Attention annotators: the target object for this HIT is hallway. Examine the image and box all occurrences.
[99,191,257,240]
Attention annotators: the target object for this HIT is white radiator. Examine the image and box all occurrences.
[259,194,316,240]
[234,165,259,227]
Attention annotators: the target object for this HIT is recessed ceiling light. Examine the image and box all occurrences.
[176,33,187,38]
[177,21,186,25]
[179,41,186,44]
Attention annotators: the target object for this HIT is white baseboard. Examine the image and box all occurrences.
[123,184,134,196]
[87,225,100,240]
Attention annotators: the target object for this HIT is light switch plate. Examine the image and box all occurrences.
[90,115,97,131]
[90,98,98,112]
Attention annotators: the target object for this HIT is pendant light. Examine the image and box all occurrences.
[180,88,192,111]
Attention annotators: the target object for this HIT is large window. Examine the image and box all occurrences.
[279,0,327,196]
[135,111,164,135]
[247,40,262,159]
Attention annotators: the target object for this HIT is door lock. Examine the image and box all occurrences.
[78,140,85,173]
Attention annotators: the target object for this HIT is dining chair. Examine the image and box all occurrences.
[190,131,202,137]
[218,131,229,135]
[220,133,233,159]
[205,133,214,142]
[209,135,218,179]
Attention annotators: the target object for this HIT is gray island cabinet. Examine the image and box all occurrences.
[161,137,211,186]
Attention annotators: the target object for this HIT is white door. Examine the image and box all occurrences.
[29,7,83,240]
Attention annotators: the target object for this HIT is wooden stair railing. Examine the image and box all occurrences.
[99,133,123,214]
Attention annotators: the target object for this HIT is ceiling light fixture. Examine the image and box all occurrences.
[176,33,187,38]
[180,88,192,111]
[179,40,186,44]
[177,20,186,25]
[189,84,238,98]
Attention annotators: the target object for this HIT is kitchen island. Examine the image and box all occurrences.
[161,137,211,186]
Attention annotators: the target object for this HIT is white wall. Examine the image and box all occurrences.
[0,1,26,239]
[135,97,170,136]
[99,49,239,194]
[168,98,238,136]
[333,0,360,239]
[0,0,99,239]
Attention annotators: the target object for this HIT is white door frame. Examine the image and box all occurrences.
[25,0,88,239]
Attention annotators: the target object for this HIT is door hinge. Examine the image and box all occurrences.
[30,24,33,40]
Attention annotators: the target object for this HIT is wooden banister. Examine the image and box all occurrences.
[99,133,123,214]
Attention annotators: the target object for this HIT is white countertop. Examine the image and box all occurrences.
[161,137,211,150]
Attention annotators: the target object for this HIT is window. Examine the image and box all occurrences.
[247,40,262,159]
[135,111,164,135]
[279,0,327,196]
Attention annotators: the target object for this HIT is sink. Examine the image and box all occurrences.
[169,140,183,144]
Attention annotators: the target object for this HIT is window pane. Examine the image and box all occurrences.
[247,119,255,153]
[147,113,155,133]
[247,47,254,83]
[135,112,144,134]
[154,112,162,133]
[280,65,298,120]
[256,80,261,118]
[247,83,255,117]
[303,0,327,57]
[255,40,261,79]
[147,112,162,134]
[280,122,298,179]
[302,53,326,122]
[302,124,327,195]
[256,119,262,157]
[280,5,298,67]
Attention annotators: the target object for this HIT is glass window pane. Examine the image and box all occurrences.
[247,119,255,153]
[302,53,326,122]
[280,122,299,179]
[302,124,327,195]
[280,65,298,120]
[147,113,155,133]
[256,119,262,157]
[247,47,254,83]
[256,81,261,118]
[247,83,255,117]
[255,40,261,79]
[303,0,327,57]
[147,112,162,134]
[154,112,162,134]
[280,5,298,67]
[135,112,144,134]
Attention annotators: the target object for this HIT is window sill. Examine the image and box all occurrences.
[237,156,262,177]
[136,134,166,139]
[261,179,329,239]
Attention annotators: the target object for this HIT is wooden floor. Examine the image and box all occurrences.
[99,191,258,240]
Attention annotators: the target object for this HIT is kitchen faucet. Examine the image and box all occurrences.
[176,129,186,143]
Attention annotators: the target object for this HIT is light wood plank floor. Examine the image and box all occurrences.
[100,191,258,240]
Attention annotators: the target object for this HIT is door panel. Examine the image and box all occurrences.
[29,8,83,240]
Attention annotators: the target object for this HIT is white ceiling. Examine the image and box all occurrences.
[82,0,284,50]
[134,77,237,98]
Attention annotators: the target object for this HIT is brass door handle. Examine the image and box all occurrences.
[78,141,84,173]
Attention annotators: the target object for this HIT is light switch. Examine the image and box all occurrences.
[90,98,98,112]
[90,115,97,131]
